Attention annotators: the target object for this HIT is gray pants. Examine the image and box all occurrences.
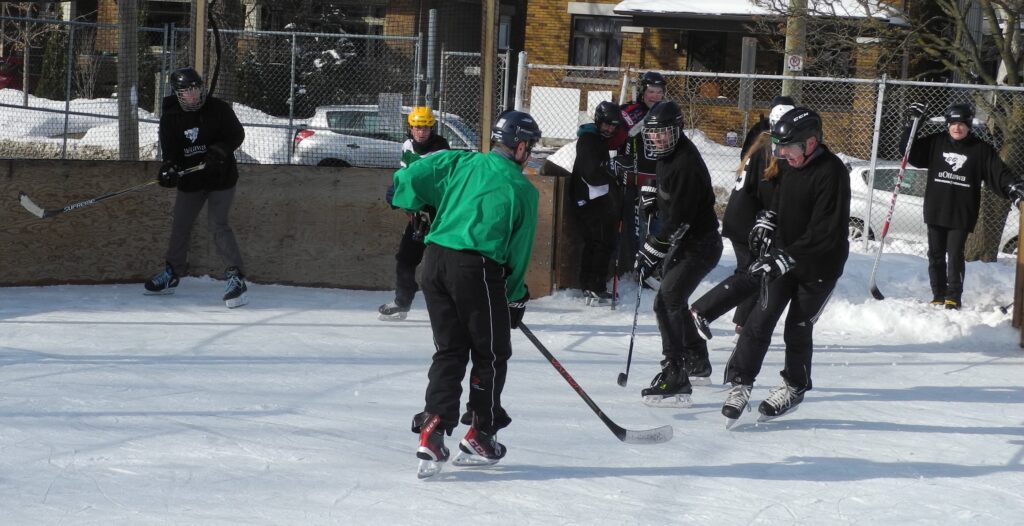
[165,187,244,275]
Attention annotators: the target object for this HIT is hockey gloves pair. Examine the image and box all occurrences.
[749,247,795,281]
[639,185,658,215]
[508,287,529,329]
[205,143,232,177]
[636,234,669,280]
[158,162,181,188]
[1006,181,1024,208]
[748,210,776,256]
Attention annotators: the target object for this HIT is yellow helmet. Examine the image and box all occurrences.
[407,106,437,128]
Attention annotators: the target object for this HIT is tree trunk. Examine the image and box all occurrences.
[965,100,1024,261]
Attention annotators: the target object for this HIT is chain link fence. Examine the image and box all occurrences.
[521,65,1024,259]
[436,50,510,144]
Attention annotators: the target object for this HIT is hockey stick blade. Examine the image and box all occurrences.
[18,191,47,219]
[869,283,885,301]
[520,323,673,445]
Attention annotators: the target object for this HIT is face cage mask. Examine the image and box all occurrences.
[643,125,680,159]
[175,86,206,112]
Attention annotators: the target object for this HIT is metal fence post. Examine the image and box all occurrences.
[61,23,75,160]
[864,74,888,251]
[514,51,527,111]
[500,48,511,112]
[426,9,437,108]
[287,32,297,160]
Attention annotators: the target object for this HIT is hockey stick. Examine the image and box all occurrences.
[609,155,638,310]
[998,302,1012,314]
[18,163,206,219]
[519,323,673,445]
[868,114,922,300]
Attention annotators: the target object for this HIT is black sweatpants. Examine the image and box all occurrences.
[574,194,618,293]
[654,230,722,365]
[691,238,759,327]
[926,225,968,302]
[419,244,512,434]
[393,221,427,307]
[723,274,837,392]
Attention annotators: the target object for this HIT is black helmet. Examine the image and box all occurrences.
[491,110,542,150]
[642,101,683,159]
[639,71,666,94]
[594,101,622,127]
[169,67,205,111]
[945,103,974,126]
[771,107,822,147]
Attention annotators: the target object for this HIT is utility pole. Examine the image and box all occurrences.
[480,0,498,152]
[781,0,806,100]
[191,0,208,75]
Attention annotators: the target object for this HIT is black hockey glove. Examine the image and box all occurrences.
[749,247,795,281]
[639,185,658,215]
[748,210,776,256]
[907,102,927,121]
[612,155,635,187]
[635,234,670,279]
[1006,181,1024,208]
[157,162,181,188]
[205,143,231,176]
[508,288,529,329]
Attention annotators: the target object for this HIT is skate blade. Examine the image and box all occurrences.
[225,293,249,309]
[452,450,500,467]
[725,417,740,430]
[378,312,408,321]
[416,459,444,479]
[689,376,712,386]
[642,393,693,408]
[143,288,176,296]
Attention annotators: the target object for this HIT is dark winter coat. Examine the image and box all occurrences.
[158,94,245,193]
[904,130,1018,231]
[570,123,616,206]
[721,133,782,244]
[654,136,720,244]
[773,144,850,282]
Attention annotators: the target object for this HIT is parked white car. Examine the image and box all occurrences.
[291,105,478,167]
[848,161,1018,254]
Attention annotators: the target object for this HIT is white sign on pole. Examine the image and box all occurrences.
[786,55,804,72]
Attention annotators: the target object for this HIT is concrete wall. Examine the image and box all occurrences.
[0,160,556,297]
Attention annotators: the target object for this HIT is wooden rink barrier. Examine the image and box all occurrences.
[0,160,556,298]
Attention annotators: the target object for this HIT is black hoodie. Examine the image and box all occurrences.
[158,94,245,192]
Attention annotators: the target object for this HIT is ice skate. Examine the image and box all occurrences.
[641,360,693,407]
[757,380,805,422]
[583,290,614,307]
[378,301,410,321]
[223,267,248,308]
[722,382,752,429]
[453,415,506,467]
[414,413,449,479]
[690,308,713,341]
[684,351,713,386]
[144,262,179,295]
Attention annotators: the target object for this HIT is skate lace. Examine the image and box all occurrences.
[724,384,751,409]
[225,273,244,293]
[763,384,796,410]
[153,268,173,286]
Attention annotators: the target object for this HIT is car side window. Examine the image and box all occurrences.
[440,123,470,149]
[870,168,927,198]
[326,111,366,136]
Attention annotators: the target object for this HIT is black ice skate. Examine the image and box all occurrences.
[378,301,410,321]
[684,350,713,386]
[583,290,614,307]
[223,267,248,308]
[414,413,449,478]
[757,380,805,421]
[690,308,713,340]
[641,360,693,407]
[453,415,506,467]
[144,262,179,295]
[722,382,752,429]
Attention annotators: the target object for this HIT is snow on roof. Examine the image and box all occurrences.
[614,0,891,19]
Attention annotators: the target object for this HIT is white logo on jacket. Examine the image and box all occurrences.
[184,127,199,143]
[942,152,967,172]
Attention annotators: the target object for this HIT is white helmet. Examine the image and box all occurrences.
[769,103,796,128]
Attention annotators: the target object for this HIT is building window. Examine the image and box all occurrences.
[570,16,624,67]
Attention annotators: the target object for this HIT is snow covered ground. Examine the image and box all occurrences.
[1,244,1022,525]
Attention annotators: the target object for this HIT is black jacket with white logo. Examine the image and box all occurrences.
[905,131,1017,230]
[159,95,245,192]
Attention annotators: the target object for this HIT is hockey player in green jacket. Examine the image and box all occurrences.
[392,110,541,478]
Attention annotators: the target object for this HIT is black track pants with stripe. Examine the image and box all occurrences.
[419,244,513,434]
